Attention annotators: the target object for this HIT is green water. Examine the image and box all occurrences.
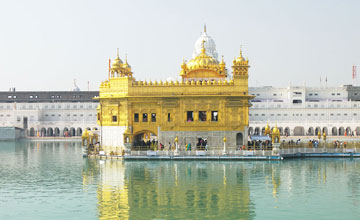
[1,141,360,220]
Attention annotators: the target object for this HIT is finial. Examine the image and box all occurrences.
[221,55,224,61]
[204,24,207,33]
[201,40,206,53]
[240,45,243,57]
[116,48,119,58]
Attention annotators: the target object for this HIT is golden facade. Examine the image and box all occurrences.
[97,28,252,154]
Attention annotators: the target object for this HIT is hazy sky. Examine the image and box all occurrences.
[0,0,359,91]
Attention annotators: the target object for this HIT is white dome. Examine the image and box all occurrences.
[192,30,218,60]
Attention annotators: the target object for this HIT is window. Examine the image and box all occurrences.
[134,113,139,122]
[151,113,156,122]
[211,111,218,121]
[273,94,277,96]
[17,117,21,122]
[142,113,148,122]
[309,93,313,96]
[51,95,55,99]
[199,111,206,121]
[293,99,302,104]
[331,93,335,96]
[337,93,340,96]
[330,113,334,116]
[354,113,357,116]
[187,111,194,122]
[314,93,318,96]
[261,114,265,116]
[112,115,117,122]
[167,113,171,122]
[29,95,33,99]
[307,114,311,116]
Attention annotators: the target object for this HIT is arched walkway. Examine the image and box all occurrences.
[284,127,290,136]
[76,127,82,136]
[278,127,283,136]
[254,127,260,135]
[322,127,328,136]
[345,127,352,136]
[70,127,76,137]
[248,127,254,136]
[47,127,53,137]
[294,126,304,136]
[54,127,60,137]
[315,127,321,136]
[41,127,46,137]
[261,127,265,135]
[339,127,345,136]
[307,127,314,136]
[29,127,35,137]
[356,127,360,136]
[236,133,244,146]
[332,127,337,136]
[63,127,69,137]
[132,130,158,150]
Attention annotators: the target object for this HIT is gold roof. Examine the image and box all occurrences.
[180,40,226,79]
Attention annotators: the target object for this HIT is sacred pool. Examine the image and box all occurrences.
[1,141,360,220]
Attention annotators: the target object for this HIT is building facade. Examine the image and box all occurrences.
[248,85,360,136]
[0,91,99,137]
[97,28,252,154]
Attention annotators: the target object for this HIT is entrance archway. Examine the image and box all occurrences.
[294,126,304,136]
[278,127,283,136]
[356,127,360,136]
[315,127,321,136]
[254,127,260,135]
[322,127,328,136]
[236,133,244,147]
[63,127,69,137]
[346,127,351,136]
[132,130,158,151]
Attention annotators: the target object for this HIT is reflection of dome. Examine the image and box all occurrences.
[192,25,218,59]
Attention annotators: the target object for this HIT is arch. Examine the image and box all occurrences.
[63,127,69,137]
[294,126,304,136]
[339,127,345,136]
[29,127,35,137]
[254,127,260,135]
[47,127,54,137]
[248,127,254,136]
[278,127,283,136]
[307,127,314,136]
[236,133,244,146]
[40,127,46,137]
[284,127,290,136]
[261,127,265,135]
[86,127,91,131]
[76,127,82,136]
[332,127,337,136]
[70,127,76,137]
[345,127,351,136]
[132,130,158,150]
[54,127,60,137]
[322,127,328,136]
[315,127,321,136]
[355,127,360,136]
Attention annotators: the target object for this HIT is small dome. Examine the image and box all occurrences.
[192,26,218,59]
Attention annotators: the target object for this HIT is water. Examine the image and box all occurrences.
[1,141,360,220]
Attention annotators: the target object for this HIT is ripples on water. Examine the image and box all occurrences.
[1,141,360,220]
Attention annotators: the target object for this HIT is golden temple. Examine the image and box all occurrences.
[96,27,252,154]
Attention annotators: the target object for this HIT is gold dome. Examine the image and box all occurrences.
[186,42,220,71]
[111,48,123,72]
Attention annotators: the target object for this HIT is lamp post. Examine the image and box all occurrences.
[223,136,227,155]
[174,136,179,153]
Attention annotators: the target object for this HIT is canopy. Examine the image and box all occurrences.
[250,135,271,141]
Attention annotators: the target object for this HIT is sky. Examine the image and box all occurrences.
[0,0,359,91]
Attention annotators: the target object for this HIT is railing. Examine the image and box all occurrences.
[128,149,276,157]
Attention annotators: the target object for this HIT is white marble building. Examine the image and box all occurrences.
[248,85,360,136]
[0,91,99,137]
